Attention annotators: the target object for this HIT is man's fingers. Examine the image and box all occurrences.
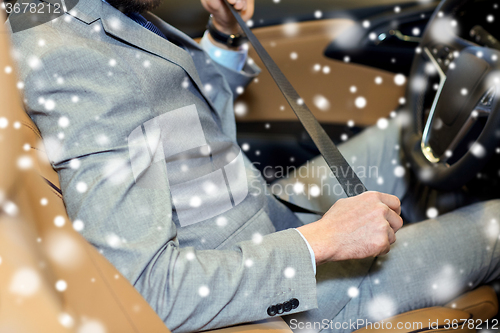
[379,245,391,256]
[234,0,244,10]
[378,231,393,256]
[386,208,403,232]
[387,226,396,244]
[225,0,245,11]
[378,193,401,216]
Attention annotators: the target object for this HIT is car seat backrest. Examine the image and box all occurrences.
[0,13,170,333]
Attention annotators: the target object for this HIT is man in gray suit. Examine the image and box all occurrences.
[8,0,500,331]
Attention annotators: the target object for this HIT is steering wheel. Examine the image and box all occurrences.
[403,0,500,190]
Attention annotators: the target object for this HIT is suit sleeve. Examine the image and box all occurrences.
[17,43,316,332]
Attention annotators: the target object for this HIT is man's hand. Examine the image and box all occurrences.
[297,191,403,265]
[200,0,254,35]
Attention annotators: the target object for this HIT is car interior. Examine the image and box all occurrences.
[2,0,500,331]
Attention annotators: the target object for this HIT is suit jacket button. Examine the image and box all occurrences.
[283,301,292,312]
[267,305,277,316]
[276,303,284,314]
[290,298,299,309]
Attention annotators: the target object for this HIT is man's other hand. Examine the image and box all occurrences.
[297,191,403,265]
[201,0,254,35]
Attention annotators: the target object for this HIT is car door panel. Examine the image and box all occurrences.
[235,19,407,126]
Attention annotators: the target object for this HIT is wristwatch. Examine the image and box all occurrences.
[207,16,248,48]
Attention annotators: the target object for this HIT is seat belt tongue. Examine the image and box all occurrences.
[222,0,368,197]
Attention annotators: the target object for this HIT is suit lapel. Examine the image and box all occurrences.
[65,0,225,129]
[100,4,205,88]
[143,12,205,53]
[143,12,232,130]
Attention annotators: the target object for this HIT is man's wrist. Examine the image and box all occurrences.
[297,221,333,266]
[199,31,248,71]
[294,228,317,275]
[211,16,240,35]
[206,32,238,51]
[207,16,247,50]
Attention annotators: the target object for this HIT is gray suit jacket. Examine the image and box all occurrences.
[8,0,319,331]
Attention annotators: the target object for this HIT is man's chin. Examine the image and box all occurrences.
[105,0,163,14]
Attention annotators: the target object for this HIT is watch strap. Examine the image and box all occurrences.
[207,16,248,48]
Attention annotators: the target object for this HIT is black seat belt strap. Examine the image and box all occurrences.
[274,195,323,216]
[223,1,367,197]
